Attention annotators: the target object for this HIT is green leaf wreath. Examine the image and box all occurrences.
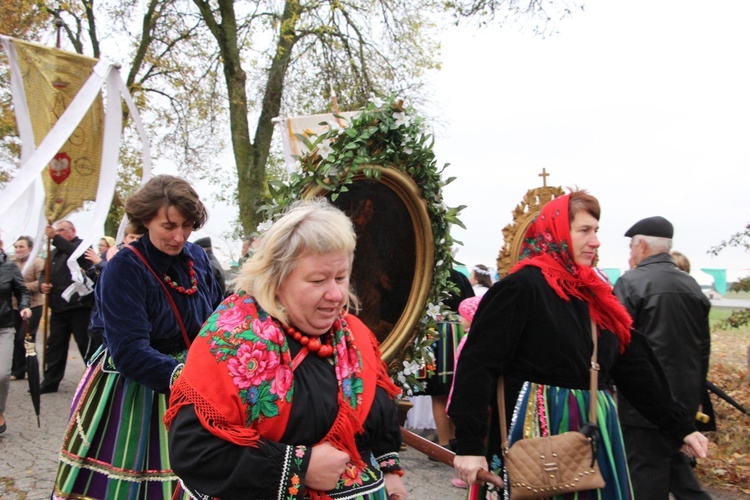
[259,95,466,395]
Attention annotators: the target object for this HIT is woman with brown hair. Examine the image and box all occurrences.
[53,175,224,499]
[10,236,45,381]
[450,190,708,499]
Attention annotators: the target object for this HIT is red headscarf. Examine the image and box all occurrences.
[511,194,632,351]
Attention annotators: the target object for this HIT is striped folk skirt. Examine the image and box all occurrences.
[422,321,466,396]
[54,349,183,500]
[468,382,633,500]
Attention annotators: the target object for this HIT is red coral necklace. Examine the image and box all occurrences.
[163,259,198,295]
[286,326,334,358]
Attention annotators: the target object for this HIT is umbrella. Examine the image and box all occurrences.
[400,426,504,488]
[707,380,749,416]
[23,319,41,427]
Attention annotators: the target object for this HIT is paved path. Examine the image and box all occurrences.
[0,341,743,499]
[711,298,750,309]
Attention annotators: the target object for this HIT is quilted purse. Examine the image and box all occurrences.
[498,319,606,500]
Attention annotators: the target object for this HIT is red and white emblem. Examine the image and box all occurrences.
[49,152,71,184]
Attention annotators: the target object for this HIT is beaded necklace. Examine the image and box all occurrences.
[163,259,199,295]
[285,326,334,358]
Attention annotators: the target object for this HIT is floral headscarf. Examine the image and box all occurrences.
[511,194,632,350]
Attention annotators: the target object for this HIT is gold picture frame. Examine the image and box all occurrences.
[496,184,565,278]
[306,166,435,364]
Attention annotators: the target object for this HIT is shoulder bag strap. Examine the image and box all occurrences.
[128,246,192,348]
[498,317,599,450]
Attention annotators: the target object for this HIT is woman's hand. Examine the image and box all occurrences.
[681,431,709,458]
[305,442,350,491]
[84,248,102,265]
[384,472,407,499]
[453,454,489,485]
[20,308,32,320]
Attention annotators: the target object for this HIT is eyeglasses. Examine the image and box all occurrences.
[55,227,72,233]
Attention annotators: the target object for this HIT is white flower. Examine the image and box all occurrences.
[426,303,441,320]
[369,96,384,108]
[392,111,411,129]
[397,372,406,385]
[402,359,421,376]
[318,139,333,159]
[293,160,301,171]
[256,219,273,233]
[328,121,344,135]
[436,259,444,267]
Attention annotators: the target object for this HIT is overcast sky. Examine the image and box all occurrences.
[429,0,750,282]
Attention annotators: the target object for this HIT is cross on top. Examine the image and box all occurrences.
[538,168,550,187]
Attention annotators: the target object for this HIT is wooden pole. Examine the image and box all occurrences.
[400,427,504,488]
[42,232,51,370]
[54,17,64,49]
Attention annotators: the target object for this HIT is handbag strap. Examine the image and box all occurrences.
[498,317,599,450]
[128,246,192,349]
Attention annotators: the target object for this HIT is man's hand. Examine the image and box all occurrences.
[41,283,52,294]
[682,431,709,459]
[45,225,56,239]
[20,308,32,320]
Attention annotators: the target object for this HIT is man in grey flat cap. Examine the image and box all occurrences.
[613,216,711,500]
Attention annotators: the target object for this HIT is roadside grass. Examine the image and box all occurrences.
[694,311,750,495]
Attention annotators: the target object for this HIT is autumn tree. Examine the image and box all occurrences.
[188,0,584,234]
[0,1,49,183]
[709,223,750,378]
[710,223,750,329]
[0,1,224,233]
[190,0,448,235]
[2,1,575,235]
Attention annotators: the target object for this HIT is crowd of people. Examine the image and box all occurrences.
[0,177,717,499]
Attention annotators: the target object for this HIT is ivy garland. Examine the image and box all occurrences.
[258,96,466,395]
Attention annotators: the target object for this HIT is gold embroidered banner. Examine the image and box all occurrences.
[13,39,103,222]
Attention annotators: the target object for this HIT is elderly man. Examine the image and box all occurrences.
[39,220,98,393]
[613,216,711,500]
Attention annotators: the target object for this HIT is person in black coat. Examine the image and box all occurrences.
[193,236,226,295]
[424,267,474,452]
[0,239,32,433]
[614,216,712,500]
[39,220,98,393]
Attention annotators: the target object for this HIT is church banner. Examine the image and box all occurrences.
[12,39,103,222]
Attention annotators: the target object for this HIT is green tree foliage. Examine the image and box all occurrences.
[191,0,445,236]
[444,0,583,34]
[710,223,750,328]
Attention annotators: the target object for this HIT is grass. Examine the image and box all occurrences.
[693,316,750,495]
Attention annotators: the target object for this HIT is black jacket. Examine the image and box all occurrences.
[450,266,695,456]
[42,235,95,312]
[613,253,711,428]
[0,250,30,328]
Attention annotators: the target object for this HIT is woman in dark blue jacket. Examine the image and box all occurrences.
[53,175,223,499]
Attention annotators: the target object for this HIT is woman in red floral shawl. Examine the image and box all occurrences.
[165,199,406,500]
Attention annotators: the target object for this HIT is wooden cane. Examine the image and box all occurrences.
[400,427,504,488]
[42,228,51,370]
